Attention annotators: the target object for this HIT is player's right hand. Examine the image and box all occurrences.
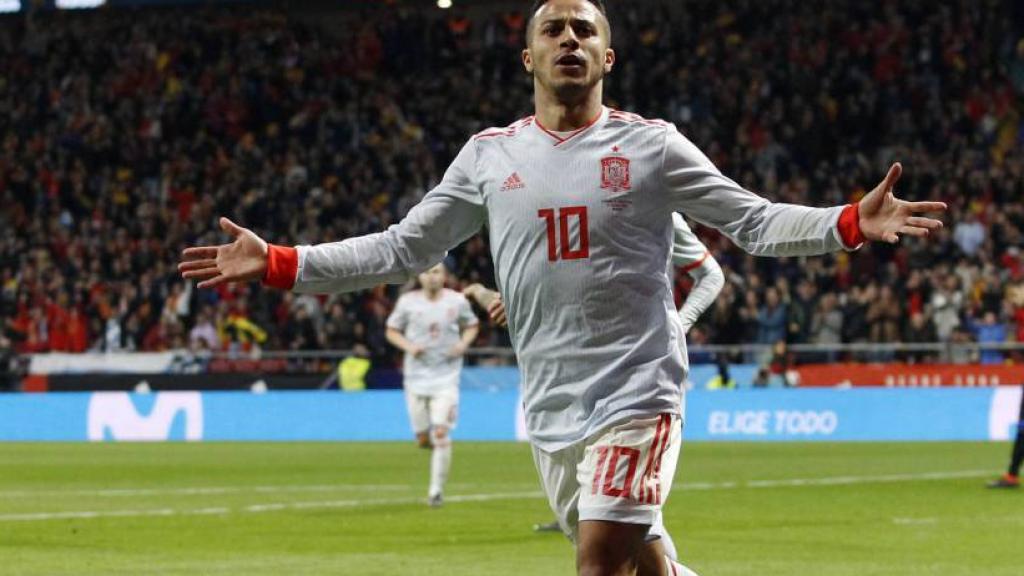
[409,345,426,359]
[487,298,508,328]
[178,217,269,289]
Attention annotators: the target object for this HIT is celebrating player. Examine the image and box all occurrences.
[179,1,946,573]
[385,263,479,507]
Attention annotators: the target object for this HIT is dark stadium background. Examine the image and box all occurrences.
[1,0,1023,389]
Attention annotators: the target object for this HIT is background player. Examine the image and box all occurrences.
[178,0,946,573]
[988,388,1024,489]
[385,263,479,507]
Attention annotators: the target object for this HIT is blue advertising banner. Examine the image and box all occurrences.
[683,388,996,441]
[0,385,1019,443]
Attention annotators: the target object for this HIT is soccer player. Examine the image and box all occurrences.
[385,263,479,507]
[178,1,946,573]
[988,389,1024,489]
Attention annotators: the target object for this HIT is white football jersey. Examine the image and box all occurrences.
[386,288,478,395]
[291,106,852,451]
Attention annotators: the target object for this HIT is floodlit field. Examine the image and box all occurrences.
[0,442,1017,575]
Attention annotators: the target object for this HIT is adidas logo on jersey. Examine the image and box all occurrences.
[500,172,525,192]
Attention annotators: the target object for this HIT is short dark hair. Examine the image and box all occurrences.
[526,0,610,44]
[529,0,607,17]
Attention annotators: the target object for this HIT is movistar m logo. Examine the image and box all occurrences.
[87,392,203,442]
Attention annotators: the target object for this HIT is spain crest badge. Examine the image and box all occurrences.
[600,156,631,193]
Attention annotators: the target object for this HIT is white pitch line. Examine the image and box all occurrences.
[0,484,414,499]
[892,517,938,525]
[0,491,545,522]
[681,470,992,490]
[0,470,997,523]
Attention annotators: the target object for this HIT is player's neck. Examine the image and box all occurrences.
[534,86,603,132]
[423,288,442,301]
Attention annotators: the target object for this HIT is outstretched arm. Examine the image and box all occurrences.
[179,141,486,294]
[671,214,724,333]
[662,126,945,255]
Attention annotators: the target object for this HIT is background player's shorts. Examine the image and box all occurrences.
[404,387,459,434]
[531,413,681,544]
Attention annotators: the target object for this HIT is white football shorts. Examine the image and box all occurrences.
[532,413,681,544]
[404,386,459,434]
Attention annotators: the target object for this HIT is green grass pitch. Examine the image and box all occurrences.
[0,442,1017,575]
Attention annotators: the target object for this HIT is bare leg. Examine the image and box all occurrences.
[636,538,668,576]
[577,520,647,576]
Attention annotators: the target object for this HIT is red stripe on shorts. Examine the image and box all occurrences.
[640,414,666,504]
[652,414,671,504]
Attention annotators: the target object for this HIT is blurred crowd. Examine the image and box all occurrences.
[0,0,1023,368]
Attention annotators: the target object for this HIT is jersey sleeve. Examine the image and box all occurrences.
[456,294,479,327]
[386,295,410,331]
[290,141,486,294]
[670,213,710,270]
[661,125,856,256]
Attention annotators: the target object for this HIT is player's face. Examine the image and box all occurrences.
[523,0,614,104]
[418,265,446,292]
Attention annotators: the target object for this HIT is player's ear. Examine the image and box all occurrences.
[522,48,534,73]
[603,48,615,74]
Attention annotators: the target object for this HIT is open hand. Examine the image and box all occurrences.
[859,163,947,244]
[178,217,269,289]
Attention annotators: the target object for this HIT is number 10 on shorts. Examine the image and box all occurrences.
[591,445,641,498]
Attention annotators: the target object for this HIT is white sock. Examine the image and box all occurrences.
[429,439,451,497]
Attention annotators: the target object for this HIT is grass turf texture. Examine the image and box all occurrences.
[0,442,1016,575]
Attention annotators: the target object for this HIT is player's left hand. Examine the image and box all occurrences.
[447,342,468,358]
[858,163,947,244]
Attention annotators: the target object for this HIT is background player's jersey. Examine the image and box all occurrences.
[386,289,478,395]
[290,106,854,451]
[671,213,723,334]
[671,213,709,270]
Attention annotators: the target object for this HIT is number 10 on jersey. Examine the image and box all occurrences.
[538,206,590,261]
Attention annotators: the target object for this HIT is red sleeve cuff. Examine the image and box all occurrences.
[837,203,866,248]
[679,251,710,274]
[262,244,298,290]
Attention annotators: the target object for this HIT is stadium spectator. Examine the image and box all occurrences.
[902,312,939,363]
[757,288,787,345]
[189,307,219,351]
[0,335,14,391]
[810,292,843,362]
[953,211,986,257]
[969,311,1008,365]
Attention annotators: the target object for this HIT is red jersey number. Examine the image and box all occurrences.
[538,206,590,262]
